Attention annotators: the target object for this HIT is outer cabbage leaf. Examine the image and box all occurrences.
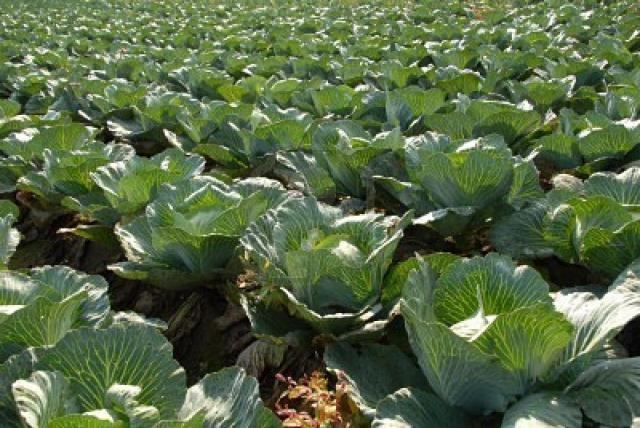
[583,167,640,208]
[0,202,20,268]
[553,259,640,381]
[156,367,271,428]
[493,169,640,276]
[501,392,581,428]
[512,77,574,112]
[472,304,573,391]
[472,110,542,145]
[403,320,519,415]
[272,151,336,201]
[372,388,472,428]
[578,124,637,163]
[530,134,582,170]
[385,87,445,130]
[0,155,31,194]
[324,342,429,418]
[11,370,76,428]
[312,121,394,198]
[545,196,640,277]
[489,201,553,259]
[426,100,540,143]
[434,67,483,96]
[565,357,640,427]
[433,253,551,325]
[48,414,123,428]
[489,174,582,259]
[0,200,19,223]
[0,348,43,426]
[0,124,96,162]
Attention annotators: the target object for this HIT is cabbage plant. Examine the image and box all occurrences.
[17,142,135,216]
[110,176,287,290]
[375,133,542,236]
[529,122,640,173]
[0,156,30,194]
[71,148,206,225]
[169,101,313,178]
[0,123,98,194]
[311,121,403,198]
[325,254,640,427]
[240,196,412,339]
[1,323,277,427]
[422,98,541,143]
[0,123,97,162]
[492,168,640,278]
[0,265,110,363]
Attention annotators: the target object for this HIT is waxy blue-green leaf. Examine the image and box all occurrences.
[490,201,553,259]
[578,124,637,163]
[531,134,582,169]
[372,388,472,428]
[501,392,581,428]
[583,167,640,207]
[473,304,573,391]
[272,151,336,201]
[11,370,76,428]
[513,77,575,112]
[435,67,483,96]
[472,110,542,145]
[0,348,43,427]
[400,254,578,415]
[156,367,269,428]
[403,320,520,415]
[385,87,445,129]
[566,357,640,427]
[0,201,19,224]
[433,254,551,325]
[0,155,31,194]
[311,121,392,198]
[324,342,429,418]
[385,133,542,235]
[543,195,640,277]
[553,259,640,381]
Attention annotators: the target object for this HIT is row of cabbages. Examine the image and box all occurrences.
[3,122,640,426]
[6,121,640,285]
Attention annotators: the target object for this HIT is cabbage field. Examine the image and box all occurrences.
[1,0,640,426]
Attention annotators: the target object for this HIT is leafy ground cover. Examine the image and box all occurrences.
[1,0,640,426]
